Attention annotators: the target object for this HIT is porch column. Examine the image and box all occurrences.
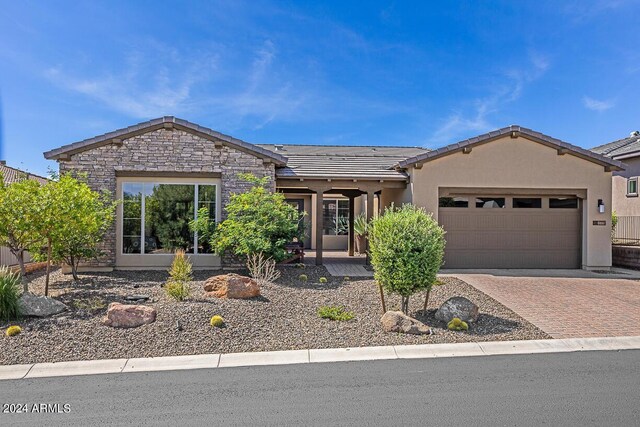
[348,195,355,256]
[365,191,375,255]
[315,190,324,265]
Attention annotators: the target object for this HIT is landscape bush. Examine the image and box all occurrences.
[368,204,446,314]
[191,174,303,262]
[210,315,224,327]
[247,252,281,286]
[165,250,192,301]
[317,305,354,321]
[319,277,327,283]
[5,325,22,337]
[447,317,469,331]
[0,266,22,321]
[299,274,308,282]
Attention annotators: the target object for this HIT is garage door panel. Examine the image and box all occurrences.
[440,199,581,269]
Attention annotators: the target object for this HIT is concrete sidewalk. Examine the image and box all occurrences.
[2,336,640,381]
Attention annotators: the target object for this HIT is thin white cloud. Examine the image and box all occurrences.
[430,52,550,145]
[583,96,615,112]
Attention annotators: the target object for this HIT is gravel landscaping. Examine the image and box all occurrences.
[0,266,549,365]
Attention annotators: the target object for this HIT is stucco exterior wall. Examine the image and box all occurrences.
[409,135,613,269]
[59,128,275,269]
[380,187,412,212]
[611,157,640,217]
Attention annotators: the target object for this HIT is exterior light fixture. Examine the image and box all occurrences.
[597,199,605,214]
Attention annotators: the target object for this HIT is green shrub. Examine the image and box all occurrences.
[5,325,21,337]
[447,317,469,331]
[343,276,350,281]
[0,267,21,321]
[198,174,303,262]
[353,213,368,236]
[317,306,354,321]
[369,204,446,314]
[296,263,305,269]
[210,315,224,327]
[299,274,308,282]
[166,280,190,301]
[319,277,327,283]
[168,249,193,282]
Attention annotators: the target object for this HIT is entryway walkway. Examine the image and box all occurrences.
[443,269,640,339]
[325,263,373,277]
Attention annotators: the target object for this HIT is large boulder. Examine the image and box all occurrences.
[435,297,479,323]
[203,274,260,299]
[102,303,156,328]
[381,311,431,335]
[18,293,68,317]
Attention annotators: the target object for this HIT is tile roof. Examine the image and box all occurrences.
[0,163,49,185]
[43,116,288,166]
[397,125,624,170]
[591,132,640,159]
[257,144,428,180]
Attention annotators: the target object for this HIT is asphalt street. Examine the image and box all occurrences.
[1,350,639,426]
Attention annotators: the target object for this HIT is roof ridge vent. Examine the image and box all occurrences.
[274,144,285,151]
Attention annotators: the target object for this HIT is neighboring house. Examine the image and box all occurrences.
[43,117,621,271]
[0,161,49,267]
[591,131,640,216]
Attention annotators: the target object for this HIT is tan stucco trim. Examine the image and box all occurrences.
[115,176,222,269]
[439,187,587,198]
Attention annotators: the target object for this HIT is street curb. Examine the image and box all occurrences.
[2,336,640,381]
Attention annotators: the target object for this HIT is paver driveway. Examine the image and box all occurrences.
[445,271,640,339]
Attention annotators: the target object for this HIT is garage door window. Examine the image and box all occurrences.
[476,197,505,208]
[513,198,542,208]
[549,197,579,209]
[439,197,469,208]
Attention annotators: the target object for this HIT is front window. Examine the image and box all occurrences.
[628,178,638,196]
[122,182,216,255]
[323,199,349,235]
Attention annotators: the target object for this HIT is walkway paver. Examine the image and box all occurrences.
[450,273,640,339]
[325,263,373,277]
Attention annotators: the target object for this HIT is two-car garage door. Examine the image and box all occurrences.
[439,194,582,269]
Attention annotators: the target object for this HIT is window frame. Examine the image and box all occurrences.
[118,178,220,257]
[627,178,638,197]
[322,198,350,236]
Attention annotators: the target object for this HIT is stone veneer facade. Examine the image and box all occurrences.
[59,128,276,268]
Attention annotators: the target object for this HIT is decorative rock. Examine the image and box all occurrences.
[102,303,157,328]
[125,295,149,302]
[18,293,68,317]
[380,311,431,335]
[435,297,479,323]
[203,274,260,299]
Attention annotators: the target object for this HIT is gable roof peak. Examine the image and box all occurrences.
[43,117,287,166]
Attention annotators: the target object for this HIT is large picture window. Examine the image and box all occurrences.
[122,182,216,255]
[323,199,349,235]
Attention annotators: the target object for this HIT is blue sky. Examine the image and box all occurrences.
[1,0,639,176]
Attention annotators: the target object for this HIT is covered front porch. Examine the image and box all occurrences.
[277,178,409,265]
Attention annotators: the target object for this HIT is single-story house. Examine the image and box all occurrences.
[591,131,640,216]
[44,117,622,271]
[0,161,49,268]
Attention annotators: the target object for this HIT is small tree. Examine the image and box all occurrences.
[0,175,44,292]
[368,204,446,315]
[204,173,302,262]
[35,174,116,288]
